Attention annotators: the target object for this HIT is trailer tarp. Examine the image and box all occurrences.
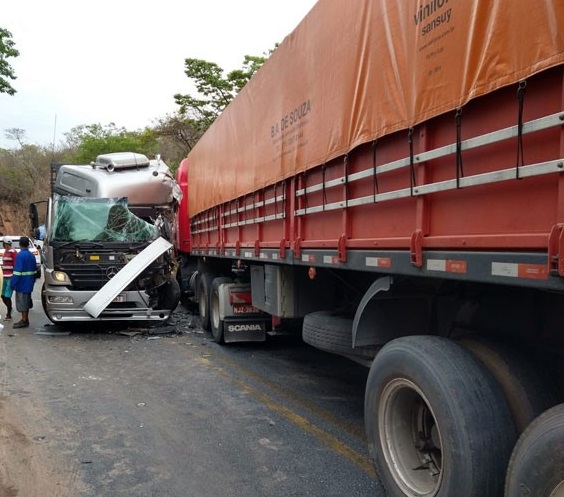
[188,0,564,215]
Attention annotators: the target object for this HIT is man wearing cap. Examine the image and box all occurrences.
[10,236,37,329]
[1,236,17,321]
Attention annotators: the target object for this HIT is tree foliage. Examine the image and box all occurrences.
[150,53,269,161]
[173,54,269,135]
[62,123,160,165]
[0,141,52,205]
[0,49,272,215]
[152,114,201,162]
[0,28,19,95]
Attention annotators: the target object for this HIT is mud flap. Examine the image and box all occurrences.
[223,319,267,343]
[84,237,172,318]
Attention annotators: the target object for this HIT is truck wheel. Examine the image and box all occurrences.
[198,272,215,331]
[157,279,181,312]
[505,403,564,497]
[365,336,517,497]
[176,265,186,302]
[459,336,560,434]
[41,283,55,324]
[302,310,379,359]
[210,277,233,343]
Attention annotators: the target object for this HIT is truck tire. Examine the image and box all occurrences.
[176,263,187,302]
[302,310,378,359]
[505,403,564,497]
[210,277,233,343]
[198,272,215,331]
[459,336,560,434]
[41,282,55,324]
[365,336,517,497]
[157,279,181,312]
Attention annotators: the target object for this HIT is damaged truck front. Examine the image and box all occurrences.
[30,152,181,324]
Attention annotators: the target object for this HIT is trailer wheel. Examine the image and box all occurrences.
[505,403,564,497]
[365,336,517,497]
[302,311,378,359]
[210,277,232,343]
[198,272,215,331]
[459,336,560,434]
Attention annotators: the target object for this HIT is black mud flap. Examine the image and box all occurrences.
[223,319,267,343]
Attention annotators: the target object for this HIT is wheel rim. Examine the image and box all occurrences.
[198,286,207,319]
[378,378,443,497]
[550,481,564,497]
[211,292,220,332]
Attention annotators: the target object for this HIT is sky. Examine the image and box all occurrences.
[0,0,318,149]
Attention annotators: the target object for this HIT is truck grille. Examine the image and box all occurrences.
[62,264,130,290]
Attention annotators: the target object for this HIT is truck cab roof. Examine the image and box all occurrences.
[53,153,180,207]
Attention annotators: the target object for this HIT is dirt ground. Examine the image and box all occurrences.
[0,395,76,497]
[0,319,94,497]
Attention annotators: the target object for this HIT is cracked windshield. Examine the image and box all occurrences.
[51,196,157,243]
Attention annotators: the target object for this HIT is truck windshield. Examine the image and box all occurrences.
[51,196,157,243]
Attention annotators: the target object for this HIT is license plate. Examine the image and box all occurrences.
[233,305,259,314]
[113,294,126,303]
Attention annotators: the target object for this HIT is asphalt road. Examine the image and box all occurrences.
[0,280,384,497]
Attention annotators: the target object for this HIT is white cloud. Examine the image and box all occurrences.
[0,0,317,149]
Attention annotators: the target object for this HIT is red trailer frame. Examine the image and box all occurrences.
[187,67,564,292]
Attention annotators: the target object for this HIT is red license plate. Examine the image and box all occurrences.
[233,305,259,314]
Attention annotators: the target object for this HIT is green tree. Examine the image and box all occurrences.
[173,53,270,135]
[163,53,271,157]
[0,135,52,205]
[152,113,201,160]
[0,28,19,95]
[62,123,159,164]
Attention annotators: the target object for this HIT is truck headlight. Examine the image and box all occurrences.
[53,271,70,283]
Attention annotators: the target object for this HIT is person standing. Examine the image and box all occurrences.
[10,236,37,329]
[1,236,17,321]
[0,257,3,325]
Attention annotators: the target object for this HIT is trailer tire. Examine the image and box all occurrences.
[505,403,564,497]
[365,336,517,497]
[198,272,215,331]
[302,311,378,359]
[459,335,560,434]
[210,277,233,343]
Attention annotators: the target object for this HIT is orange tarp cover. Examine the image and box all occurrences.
[188,0,564,215]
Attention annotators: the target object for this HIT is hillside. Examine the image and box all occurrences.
[0,203,32,238]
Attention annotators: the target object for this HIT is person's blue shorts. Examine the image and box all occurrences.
[1,278,13,299]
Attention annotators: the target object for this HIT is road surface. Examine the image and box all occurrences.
[0,281,383,497]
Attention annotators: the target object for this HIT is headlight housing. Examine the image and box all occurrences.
[52,271,70,283]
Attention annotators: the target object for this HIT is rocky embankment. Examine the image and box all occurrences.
[0,204,31,237]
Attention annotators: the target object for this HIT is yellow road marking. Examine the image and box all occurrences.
[183,343,377,478]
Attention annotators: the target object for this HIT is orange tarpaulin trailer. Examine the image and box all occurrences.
[175,4,564,491]
[187,0,564,216]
